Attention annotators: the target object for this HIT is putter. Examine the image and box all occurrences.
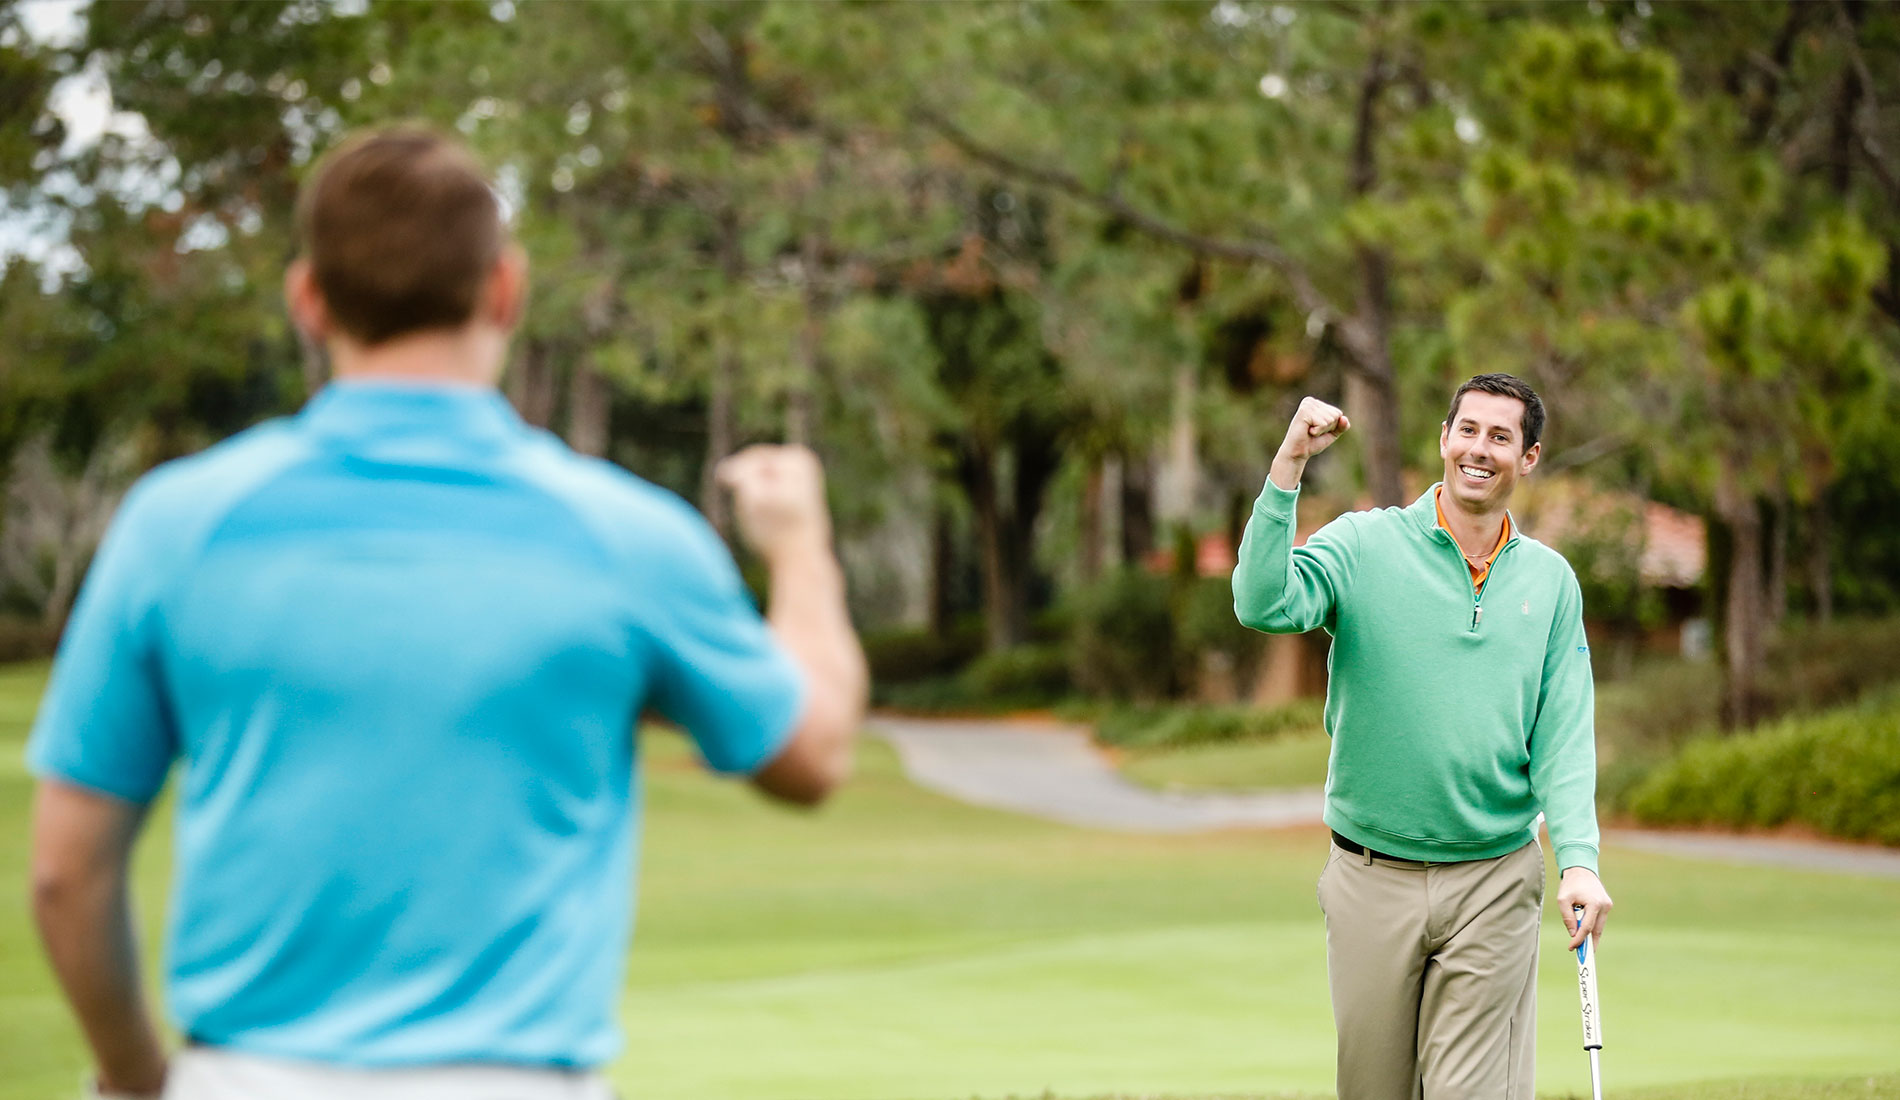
[1573,903,1603,1100]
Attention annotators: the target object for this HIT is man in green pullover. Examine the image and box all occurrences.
[1234,373,1613,1100]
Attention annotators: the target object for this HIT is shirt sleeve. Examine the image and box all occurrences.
[26,485,180,804]
[1232,479,1359,635]
[1529,568,1601,875]
[644,509,808,776]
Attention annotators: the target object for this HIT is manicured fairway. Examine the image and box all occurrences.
[1120,729,1334,792]
[3,661,1898,1099]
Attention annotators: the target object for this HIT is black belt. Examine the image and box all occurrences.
[1331,830,1408,862]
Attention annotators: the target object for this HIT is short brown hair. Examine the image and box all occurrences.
[295,126,503,346]
[1445,372,1545,449]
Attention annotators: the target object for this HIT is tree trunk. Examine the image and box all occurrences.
[1808,498,1834,624]
[295,326,329,399]
[506,340,558,429]
[929,500,954,636]
[1765,498,1788,632]
[1079,458,1104,584]
[965,445,1014,653]
[44,517,82,634]
[703,203,744,535]
[566,361,611,458]
[1719,494,1768,729]
[1346,367,1405,507]
[1157,360,1199,525]
[790,147,832,447]
[1007,430,1060,638]
[1346,44,1405,509]
[1827,23,1864,196]
[788,242,822,447]
[1120,451,1155,564]
[1225,488,1248,573]
[700,347,736,536]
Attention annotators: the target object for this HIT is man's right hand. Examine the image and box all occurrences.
[715,445,833,563]
[715,444,867,807]
[1269,397,1351,491]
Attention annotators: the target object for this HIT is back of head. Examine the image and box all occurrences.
[295,126,503,347]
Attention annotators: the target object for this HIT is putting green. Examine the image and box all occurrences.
[1119,729,1334,792]
[2,661,1897,1099]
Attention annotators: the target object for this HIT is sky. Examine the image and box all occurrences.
[1,0,145,280]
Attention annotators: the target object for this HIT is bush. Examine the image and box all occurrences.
[1092,699,1327,751]
[1175,576,1267,687]
[961,643,1072,701]
[0,616,59,663]
[862,619,984,686]
[1625,689,1900,845]
[1596,615,1900,758]
[879,644,1072,713]
[1066,567,1176,701]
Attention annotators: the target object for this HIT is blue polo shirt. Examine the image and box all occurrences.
[26,379,807,1068]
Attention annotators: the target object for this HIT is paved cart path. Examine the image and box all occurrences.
[870,714,1323,833]
[869,713,1900,878]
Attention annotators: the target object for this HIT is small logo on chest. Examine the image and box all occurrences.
[1521,600,1531,615]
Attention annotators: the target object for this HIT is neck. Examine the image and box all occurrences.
[1438,487,1508,558]
[328,326,505,388]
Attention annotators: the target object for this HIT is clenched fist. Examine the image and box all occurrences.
[1269,397,1351,490]
[715,445,833,562]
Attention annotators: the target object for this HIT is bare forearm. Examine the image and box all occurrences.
[766,541,868,767]
[1268,448,1308,492]
[33,874,166,1094]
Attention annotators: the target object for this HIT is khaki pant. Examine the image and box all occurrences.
[1317,838,1544,1100]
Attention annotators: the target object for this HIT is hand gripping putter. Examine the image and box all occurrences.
[1572,904,1604,1100]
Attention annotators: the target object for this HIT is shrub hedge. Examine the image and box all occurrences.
[0,616,59,663]
[1066,567,1178,700]
[1625,689,1900,845]
[962,643,1072,701]
[862,619,985,688]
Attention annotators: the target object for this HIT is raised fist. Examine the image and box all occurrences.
[1281,396,1351,461]
[715,444,833,561]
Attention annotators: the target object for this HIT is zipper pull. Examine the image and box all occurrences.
[1472,604,1483,630]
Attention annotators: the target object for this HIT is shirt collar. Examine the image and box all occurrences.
[298,379,525,444]
[1417,482,1517,549]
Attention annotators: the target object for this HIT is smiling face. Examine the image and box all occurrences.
[1439,390,1540,514]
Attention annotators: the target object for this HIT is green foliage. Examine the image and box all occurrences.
[959,642,1071,702]
[862,621,985,687]
[1065,566,1176,701]
[0,615,57,662]
[1598,616,1900,750]
[1594,616,1900,809]
[1627,689,1900,845]
[1550,499,1665,632]
[1175,575,1267,679]
[1,0,1897,660]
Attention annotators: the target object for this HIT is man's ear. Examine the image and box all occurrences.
[284,259,331,343]
[483,244,528,332]
[1520,441,1541,476]
[1438,421,1451,459]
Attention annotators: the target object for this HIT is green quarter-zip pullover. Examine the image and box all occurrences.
[1234,481,1600,873]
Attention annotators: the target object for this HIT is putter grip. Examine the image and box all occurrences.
[1574,904,1603,1050]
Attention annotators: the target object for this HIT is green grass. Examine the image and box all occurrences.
[1120,729,1334,792]
[3,662,1899,1099]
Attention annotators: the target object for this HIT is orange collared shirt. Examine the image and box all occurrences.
[1435,486,1511,593]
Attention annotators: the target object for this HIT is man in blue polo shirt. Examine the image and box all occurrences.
[26,126,868,1099]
